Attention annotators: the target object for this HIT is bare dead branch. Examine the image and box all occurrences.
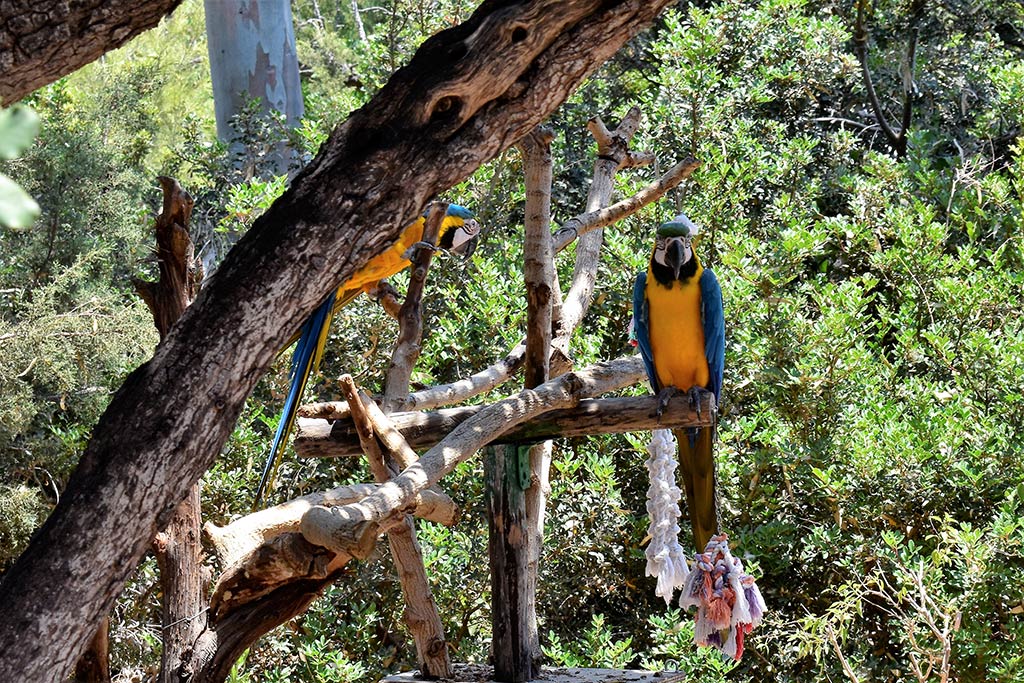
[552,157,700,253]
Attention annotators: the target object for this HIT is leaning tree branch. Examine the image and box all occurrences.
[0,0,185,105]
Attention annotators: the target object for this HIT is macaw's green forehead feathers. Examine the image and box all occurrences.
[656,213,700,238]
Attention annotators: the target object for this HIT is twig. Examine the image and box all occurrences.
[552,157,701,253]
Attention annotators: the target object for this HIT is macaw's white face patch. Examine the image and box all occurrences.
[449,218,480,253]
[653,235,693,272]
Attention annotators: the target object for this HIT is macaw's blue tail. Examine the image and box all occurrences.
[674,426,719,552]
[255,290,337,506]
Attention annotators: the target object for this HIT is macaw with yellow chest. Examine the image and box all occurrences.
[255,204,479,504]
[632,213,725,551]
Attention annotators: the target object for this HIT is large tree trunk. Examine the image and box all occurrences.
[0,0,184,106]
[0,2,675,680]
[204,0,304,174]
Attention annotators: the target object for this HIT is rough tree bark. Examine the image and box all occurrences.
[0,2,675,680]
[0,0,185,106]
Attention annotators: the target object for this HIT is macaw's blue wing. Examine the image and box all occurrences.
[632,271,659,392]
[255,289,337,506]
[699,267,725,405]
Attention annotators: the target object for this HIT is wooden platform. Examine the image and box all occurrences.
[383,665,686,683]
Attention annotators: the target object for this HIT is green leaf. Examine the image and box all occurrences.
[0,105,40,160]
[0,173,40,229]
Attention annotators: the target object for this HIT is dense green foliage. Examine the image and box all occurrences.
[2,0,1024,681]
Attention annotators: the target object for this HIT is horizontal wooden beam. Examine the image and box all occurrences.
[295,394,714,458]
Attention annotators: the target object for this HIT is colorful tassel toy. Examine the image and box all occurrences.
[679,534,766,660]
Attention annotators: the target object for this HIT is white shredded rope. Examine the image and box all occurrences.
[644,428,690,604]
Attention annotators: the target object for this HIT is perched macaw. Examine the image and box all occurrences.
[255,204,479,504]
[632,213,725,551]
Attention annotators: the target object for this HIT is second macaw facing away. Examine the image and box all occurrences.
[633,214,725,551]
[255,204,479,504]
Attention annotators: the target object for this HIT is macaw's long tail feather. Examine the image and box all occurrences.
[255,290,338,506]
[674,425,719,552]
[281,286,363,351]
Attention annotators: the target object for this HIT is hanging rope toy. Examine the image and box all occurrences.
[644,429,691,604]
[679,533,766,660]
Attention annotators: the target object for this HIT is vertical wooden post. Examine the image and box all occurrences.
[486,444,534,682]
[518,125,557,670]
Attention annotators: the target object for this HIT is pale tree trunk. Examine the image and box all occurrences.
[0,2,676,680]
[0,0,184,106]
[204,0,304,174]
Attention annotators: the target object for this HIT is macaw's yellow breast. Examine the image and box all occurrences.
[342,218,426,293]
[646,268,709,392]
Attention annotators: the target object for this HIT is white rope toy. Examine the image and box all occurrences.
[644,428,690,604]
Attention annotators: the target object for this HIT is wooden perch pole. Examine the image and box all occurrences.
[300,355,657,556]
[296,391,712,458]
[382,203,446,414]
[516,125,557,674]
[370,204,454,677]
[339,377,452,678]
[298,343,529,421]
[551,157,700,253]
[553,107,651,367]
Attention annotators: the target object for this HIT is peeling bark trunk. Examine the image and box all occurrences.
[0,0,185,106]
[203,0,304,173]
[0,2,675,679]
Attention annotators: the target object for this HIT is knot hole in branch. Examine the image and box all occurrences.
[510,26,528,44]
[430,95,463,124]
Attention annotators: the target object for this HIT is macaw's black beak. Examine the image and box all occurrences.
[666,237,685,280]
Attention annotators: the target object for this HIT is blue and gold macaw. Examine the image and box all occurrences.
[255,204,479,504]
[632,213,725,551]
